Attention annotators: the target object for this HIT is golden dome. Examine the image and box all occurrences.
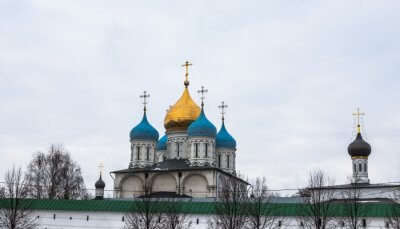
[164,87,201,132]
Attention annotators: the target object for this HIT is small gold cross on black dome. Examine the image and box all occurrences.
[352,107,365,134]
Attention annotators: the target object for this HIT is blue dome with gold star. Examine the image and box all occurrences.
[156,135,167,151]
[188,108,217,138]
[216,121,236,149]
[129,112,159,141]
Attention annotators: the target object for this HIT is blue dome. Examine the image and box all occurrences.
[156,135,167,151]
[216,122,236,149]
[129,112,159,141]
[187,108,217,138]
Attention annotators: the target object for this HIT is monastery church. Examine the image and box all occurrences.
[110,61,246,199]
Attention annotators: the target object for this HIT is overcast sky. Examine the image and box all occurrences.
[1,0,399,196]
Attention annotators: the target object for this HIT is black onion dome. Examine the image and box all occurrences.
[347,133,371,157]
[95,175,105,189]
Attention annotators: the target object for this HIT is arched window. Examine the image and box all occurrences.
[364,163,367,172]
[146,146,150,160]
[195,143,199,158]
[353,163,356,173]
[130,146,134,161]
[227,155,230,168]
[205,143,208,158]
[136,146,140,160]
[218,154,221,168]
[176,142,180,157]
[359,163,362,172]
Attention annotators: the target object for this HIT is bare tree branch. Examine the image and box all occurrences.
[246,177,280,229]
[0,166,38,229]
[298,169,335,229]
[161,198,192,229]
[25,144,87,200]
[211,175,248,229]
[340,183,366,229]
[124,181,163,229]
[385,190,400,229]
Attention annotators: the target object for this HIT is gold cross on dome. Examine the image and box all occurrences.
[197,86,208,107]
[98,162,104,176]
[218,101,228,121]
[352,107,365,133]
[181,61,192,87]
[140,91,150,111]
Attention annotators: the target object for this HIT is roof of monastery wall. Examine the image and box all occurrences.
[0,199,398,217]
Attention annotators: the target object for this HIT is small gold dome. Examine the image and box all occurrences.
[164,87,201,132]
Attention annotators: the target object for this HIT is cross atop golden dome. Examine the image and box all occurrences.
[164,61,201,132]
[182,60,192,87]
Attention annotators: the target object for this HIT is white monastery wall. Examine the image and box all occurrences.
[331,186,400,199]
[32,210,390,229]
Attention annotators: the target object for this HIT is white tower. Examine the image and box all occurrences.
[215,102,237,174]
[187,86,217,167]
[347,108,371,184]
[129,91,159,168]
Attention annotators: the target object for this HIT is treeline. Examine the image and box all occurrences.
[122,172,400,229]
[121,176,281,229]
[25,144,87,200]
[0,144,87,229]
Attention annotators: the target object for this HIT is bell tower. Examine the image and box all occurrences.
[347,108,371,184]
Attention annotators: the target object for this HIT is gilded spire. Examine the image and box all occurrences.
[352,107,365,134]
[181,61,192,87]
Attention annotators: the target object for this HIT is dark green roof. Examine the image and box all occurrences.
[0,199,398,217]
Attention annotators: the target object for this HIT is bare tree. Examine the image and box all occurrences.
[298,170,335,229]
[210,175,248,229]
[0,167,38,229]
[246,177,279,229]
[161,198,192,229]
[25,152,46,199]
[25,144,87,200]
[124,182,163,229]
[385,191,400,229]
[340,183,366,229]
